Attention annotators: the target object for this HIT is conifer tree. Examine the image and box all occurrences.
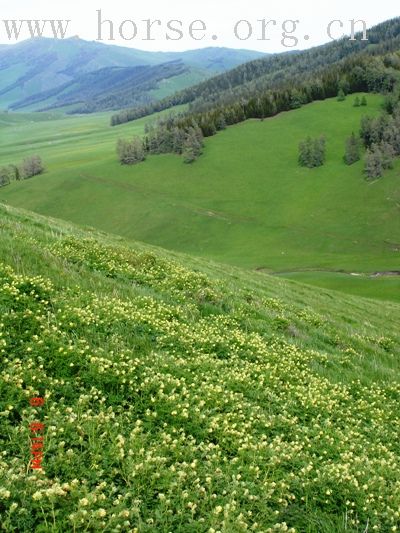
[360,116,374,147]
[382,122,400,155]
[183,145,196,164]
[313,136,326,167]
[365,145,384,180]
[182,127,204,164]
[298,136,326,168]
[380,142,395,170]
[10,165,20,181]
[298,137,313,167]
[344,133,361,165]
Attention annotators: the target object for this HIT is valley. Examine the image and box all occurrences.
[1,94,399,302]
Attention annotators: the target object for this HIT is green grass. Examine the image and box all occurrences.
[147,68,210,100]
[0,203,399,532]
[0,94,399,303]
[0,105,187,164]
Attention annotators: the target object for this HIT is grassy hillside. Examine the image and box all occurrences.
[1,94,399,301]
[0,203,399,532]
[0,104,186,167]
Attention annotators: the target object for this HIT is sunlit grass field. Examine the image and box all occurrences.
[0,95,399,302]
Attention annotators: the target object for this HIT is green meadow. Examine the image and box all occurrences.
[1,94,399,302]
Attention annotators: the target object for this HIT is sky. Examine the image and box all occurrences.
[0,0,398,52]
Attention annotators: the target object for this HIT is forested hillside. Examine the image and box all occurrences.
[112,18,400,125]
[111,17,400,161]
[108,19,400,176]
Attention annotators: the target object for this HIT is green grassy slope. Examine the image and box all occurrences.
[1,94,399,301]
[0,203,399,532]
[148,68,211,101]
[0,104,186,167]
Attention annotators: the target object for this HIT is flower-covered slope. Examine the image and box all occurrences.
[0,204,399,533]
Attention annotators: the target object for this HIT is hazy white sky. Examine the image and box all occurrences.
[0,0,398,52]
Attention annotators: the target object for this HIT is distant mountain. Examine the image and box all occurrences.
[11,61,191,114]
[0,37,265,112]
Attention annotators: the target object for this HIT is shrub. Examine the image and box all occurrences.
[0,166,11,187]
[117,137,146,165]
[21,155,44,179]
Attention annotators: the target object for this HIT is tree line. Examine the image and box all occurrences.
[115,53,399,167]
[0,156,44,188]
[110,17,400,170]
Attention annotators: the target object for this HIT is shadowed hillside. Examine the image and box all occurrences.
[0,38,264,112]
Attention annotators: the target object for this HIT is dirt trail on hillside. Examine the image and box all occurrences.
[256,268,400,278]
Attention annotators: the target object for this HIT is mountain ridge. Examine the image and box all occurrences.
[0,37,265,112]
[110,17,400,124]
